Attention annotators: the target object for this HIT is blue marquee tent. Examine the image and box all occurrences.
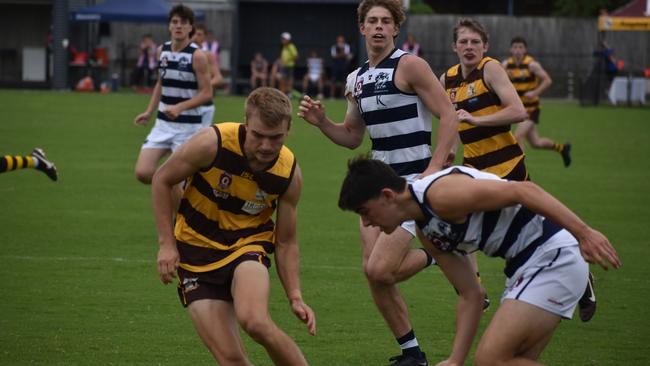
[71,0,204,23]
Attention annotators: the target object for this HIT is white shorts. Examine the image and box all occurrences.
[202,105,215,128]
[502,243,588,319]
[142,119,204,152]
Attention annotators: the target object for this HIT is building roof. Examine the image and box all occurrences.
[611,0,649,17]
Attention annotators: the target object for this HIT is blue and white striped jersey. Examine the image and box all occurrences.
[157,41,203,124]
[410,166,572,277]
[350,49,433,177]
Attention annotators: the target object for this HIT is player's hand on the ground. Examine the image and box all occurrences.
[578,227,621,270]
[297,95,325,127]
[134,112,151,125]
[163,105,181,120]
[290,298,316,336]
[157,244,180,284]
[456,109,478,125]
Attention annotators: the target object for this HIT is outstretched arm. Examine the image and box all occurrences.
[429,174,621,270]
[275,165,316,335]
[418,237,483,366]
[151,128,218,284]
[297,70,366,149]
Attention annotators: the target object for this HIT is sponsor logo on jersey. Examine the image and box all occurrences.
[242,200,267,215]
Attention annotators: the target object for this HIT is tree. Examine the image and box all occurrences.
[553,0,630,17]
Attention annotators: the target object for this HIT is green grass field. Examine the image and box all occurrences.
[1,90,649,365]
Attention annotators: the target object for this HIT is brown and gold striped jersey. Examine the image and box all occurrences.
[444,57,527,180]
[175,122,297,272]
[505,55,540,113]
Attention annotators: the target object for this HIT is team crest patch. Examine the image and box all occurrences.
[373,71,390,92]
[182,277,199,292]
[178,56,190,71]
[467,83,476,97]
[218,172,232,190]
[449,88,457,102]
[354,79,363,97]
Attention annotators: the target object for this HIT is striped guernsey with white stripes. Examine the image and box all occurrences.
[157,41,203,124]
[351,48,432,177]
[410,166,564,277]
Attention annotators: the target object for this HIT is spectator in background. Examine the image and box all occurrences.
[302,49,325,99]
[250,52,269,90]
[279,32,298,96]
[193,24,223,127]
[269,57,284,90]
[593,40,618,86]
[204,29,220,64]
[401,33,421,57]
[131,34,157,89]
[329,35,352,99]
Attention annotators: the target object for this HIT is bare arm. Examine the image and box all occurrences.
[429,174,621,270]
[151,128,217,284]
[418,238,484,366]
[399,55,459,175]
[275,165,316,335]
[525,61,552,99]
[297,69,366,149]
[163,50,213,120]
[207,51,223,88]
[134,46,163,125]
[438,73,460,168]
[457,60,527,127]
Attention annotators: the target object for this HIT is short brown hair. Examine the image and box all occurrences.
[453,18,489,44]
[510,36,527,47]
[245,87,292,128]
[357,0,405,28]
[169,4,196,38]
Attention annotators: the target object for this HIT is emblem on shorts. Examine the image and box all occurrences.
[547,298,564,306]
[182,277,199,292]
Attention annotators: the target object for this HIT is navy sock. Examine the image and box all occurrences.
[397,329,424,358]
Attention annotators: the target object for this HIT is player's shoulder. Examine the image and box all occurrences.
[345,67,362,97]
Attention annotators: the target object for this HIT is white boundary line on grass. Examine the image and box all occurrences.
[1,254,362,272]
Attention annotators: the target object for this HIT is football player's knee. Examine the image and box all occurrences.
[134,168,154,184]
[364,262,397,285]
[474,346,503,366]
[240,316,275,343]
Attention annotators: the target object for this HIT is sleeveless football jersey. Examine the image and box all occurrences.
[351,49,432,177]
[175,122,296,272]
[157,41,204,124]
[505,55,540,115]
[410,166,567,277]
[444,57,527,180]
